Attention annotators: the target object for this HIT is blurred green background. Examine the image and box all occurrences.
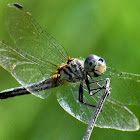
[0,0,140,140]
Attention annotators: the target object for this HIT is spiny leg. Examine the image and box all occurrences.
[86,78,106,96]
[79,80,96,108]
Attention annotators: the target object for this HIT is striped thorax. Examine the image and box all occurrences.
[60,58,85,82]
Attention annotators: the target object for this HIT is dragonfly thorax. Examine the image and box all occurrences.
[60,58,86,82]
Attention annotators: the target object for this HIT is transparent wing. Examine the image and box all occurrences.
[100,67,140,105]
[0,3,70,98]
[0,40,56,98]
[57,82,139,131]
[5,3,69,67]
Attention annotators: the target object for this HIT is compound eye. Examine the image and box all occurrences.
[89,62,93,66]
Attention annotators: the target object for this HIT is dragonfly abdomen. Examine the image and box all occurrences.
[0,87,30,99]
[26,76,62,93]
[0,76,62,99]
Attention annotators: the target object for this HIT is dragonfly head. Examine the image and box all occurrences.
[84,54,106,77]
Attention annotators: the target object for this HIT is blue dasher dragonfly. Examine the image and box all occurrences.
[0,3,140,131]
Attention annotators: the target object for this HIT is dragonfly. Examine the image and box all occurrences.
[0,3,140,131]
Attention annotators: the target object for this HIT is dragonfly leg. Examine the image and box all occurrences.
[89,79,105,84]
[85,78,106,96]
[79,80,96,108]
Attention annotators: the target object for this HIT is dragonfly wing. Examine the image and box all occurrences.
[101,67,140,105]
[57,82,139,131]
[0,40,56,98]
[5,3,68,67]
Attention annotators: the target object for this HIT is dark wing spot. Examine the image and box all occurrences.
[13,3,23,9]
